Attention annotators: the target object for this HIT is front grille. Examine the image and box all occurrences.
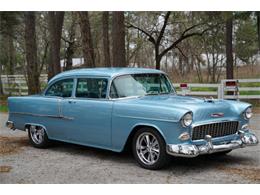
[192,121,239,140]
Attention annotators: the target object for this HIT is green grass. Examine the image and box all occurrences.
[190,87,217,92]
[0,105,8,112]
[239,82,260,87]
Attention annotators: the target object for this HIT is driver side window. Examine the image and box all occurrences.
[45,79,74,97]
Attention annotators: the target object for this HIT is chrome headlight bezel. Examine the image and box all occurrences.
[181,112,193,127]
[244,107,253,120]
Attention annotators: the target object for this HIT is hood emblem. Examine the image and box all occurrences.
[211,113,224,118]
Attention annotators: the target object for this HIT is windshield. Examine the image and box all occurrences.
[110,73,175,98]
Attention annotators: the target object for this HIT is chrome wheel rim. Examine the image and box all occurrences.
[136,132,160,165]
[30,126,44,144]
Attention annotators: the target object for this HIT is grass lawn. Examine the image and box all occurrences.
[0,105,8,112]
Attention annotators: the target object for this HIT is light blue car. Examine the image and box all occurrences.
[6,68,258,169]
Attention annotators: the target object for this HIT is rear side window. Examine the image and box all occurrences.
[76,78,108,99]
[45,79,74,97]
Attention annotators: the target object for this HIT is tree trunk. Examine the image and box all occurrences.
[64,13,76,71]
[225,14,234,80]
[155,46,161,70]
[78,12,95,68]
[112,11,126,67]
[6,30,15,75]
[0,65,3,95]
[24,12,40,95]
[257,12,260,52]
[102,12,111,67]
[47,11,64,80]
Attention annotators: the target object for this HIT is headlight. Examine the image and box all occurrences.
[244,107,253,119]
[181,112,193,127]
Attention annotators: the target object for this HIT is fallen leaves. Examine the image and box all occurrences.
[0,165,12,173]
[217,166,260,182]
[0,136,29,155]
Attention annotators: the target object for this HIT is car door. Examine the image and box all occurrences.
[61,77,113,147]
[44,78,75,140]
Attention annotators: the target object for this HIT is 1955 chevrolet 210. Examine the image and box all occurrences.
[6,68,259,169]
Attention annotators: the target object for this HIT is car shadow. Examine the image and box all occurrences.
[48,140,256,171]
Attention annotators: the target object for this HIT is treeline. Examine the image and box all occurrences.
[0,11,260,94]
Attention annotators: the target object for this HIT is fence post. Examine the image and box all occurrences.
[218,80,224,99]
[18,82,22,96]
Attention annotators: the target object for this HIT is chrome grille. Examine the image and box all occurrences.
[192,121,239,140]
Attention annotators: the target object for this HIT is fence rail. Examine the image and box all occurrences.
[1,74,260,99]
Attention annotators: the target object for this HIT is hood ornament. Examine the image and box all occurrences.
[204,96,214,103]
[211,113,224,118]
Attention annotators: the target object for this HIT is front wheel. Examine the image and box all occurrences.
[28,125,50,148]
[132,127,170,170]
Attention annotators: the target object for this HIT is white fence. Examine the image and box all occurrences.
[1,74,48,96]
[0,74,260,100]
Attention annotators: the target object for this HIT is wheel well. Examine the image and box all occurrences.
[24,124,30,131]
[123,125,165,152]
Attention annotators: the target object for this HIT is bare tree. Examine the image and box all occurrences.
[112,11,126,67]
[128,12,208,70]
[102,11,111,67]
[24,12,40,94]
[47,11,64,80]
[225,13,234,79]
[0,65,3,95]
[257,12,260,52]
[78,12,95,68]
[62,13,77,70]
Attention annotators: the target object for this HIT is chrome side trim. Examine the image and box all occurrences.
[166,130,258,157]
[9,112,74,120]
[114,114,178,123]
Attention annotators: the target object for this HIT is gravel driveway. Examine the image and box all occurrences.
[0,112,259,183]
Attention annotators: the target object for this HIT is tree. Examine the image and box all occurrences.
[257,12,260,52]
[78,12,95,68]
[24,12,40,94]
[102,11,111,67]
[235,18,258,64]
[0,12,20,75]
[225,13,234,79]
[62,12,77,70]
[128,12,208,70]
[47,11,64,80]
[112,11,126,67]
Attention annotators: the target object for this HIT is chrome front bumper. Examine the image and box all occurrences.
[167,130,259,157]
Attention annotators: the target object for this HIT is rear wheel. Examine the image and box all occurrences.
[28,125,50,148]
[132,127,170,170]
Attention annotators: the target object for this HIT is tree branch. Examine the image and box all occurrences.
[159,28,209,59]
[126,23,156,44]
[157,12,171,44]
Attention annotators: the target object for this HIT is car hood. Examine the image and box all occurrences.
[119,94,250,122]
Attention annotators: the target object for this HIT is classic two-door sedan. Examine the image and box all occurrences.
[6,68,258,169]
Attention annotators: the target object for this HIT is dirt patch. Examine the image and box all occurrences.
[253,107,260,114]
[0,165,12,173]
[217,166,260,182]
[0,136,29,155]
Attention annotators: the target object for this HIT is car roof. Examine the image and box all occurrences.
[49,67,164,83]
